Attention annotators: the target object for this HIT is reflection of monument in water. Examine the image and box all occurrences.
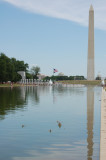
[87,87,94,160]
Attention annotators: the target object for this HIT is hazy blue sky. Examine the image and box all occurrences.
[0,0,106,77]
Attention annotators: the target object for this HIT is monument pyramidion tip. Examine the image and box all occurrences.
[90,5,94,11]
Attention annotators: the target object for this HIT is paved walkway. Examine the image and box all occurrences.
[100,88,106,160]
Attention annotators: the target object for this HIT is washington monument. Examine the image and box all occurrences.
[87,5,95,80]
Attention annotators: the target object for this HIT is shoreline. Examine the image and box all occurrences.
[0,84,38,88]
[0,80,102,88]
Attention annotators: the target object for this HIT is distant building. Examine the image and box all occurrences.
[58,72,64,76]
[37,74,46,80]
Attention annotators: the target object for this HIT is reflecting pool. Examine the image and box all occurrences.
[0,85,101,160]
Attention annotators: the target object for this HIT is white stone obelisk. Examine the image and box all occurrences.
[87,5,95,80]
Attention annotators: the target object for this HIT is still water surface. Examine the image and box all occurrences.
[0,85,101,160]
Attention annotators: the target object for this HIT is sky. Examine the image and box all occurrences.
[0,0,106,77]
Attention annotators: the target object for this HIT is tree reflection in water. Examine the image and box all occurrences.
[0,87,26,119]
[0,86,52,120]
[0,85,85,120]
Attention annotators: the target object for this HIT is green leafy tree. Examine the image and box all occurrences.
[96,76,101,80]
[0,53,29,82]
[31,66,40,79]
[0,53,11,82]
[26,73,33,79]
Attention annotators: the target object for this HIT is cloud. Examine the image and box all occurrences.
[2,0,106,30]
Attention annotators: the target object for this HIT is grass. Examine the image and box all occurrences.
[58,80,102,85]
[0,80,103,87]
[0,84,21,87]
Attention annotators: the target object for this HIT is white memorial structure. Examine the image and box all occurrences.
[17,71,50,85]
[17,71,26,79]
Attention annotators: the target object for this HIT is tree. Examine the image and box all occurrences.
[0,53,12,82]
[96,76,101,80]
[0,53,29,82]
[31,66,40,79]
[26,72,33,79]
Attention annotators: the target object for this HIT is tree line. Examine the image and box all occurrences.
[0,53,94,83]
[44,75,85,81]
[0,53,28,82]
[0,53,42,83]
